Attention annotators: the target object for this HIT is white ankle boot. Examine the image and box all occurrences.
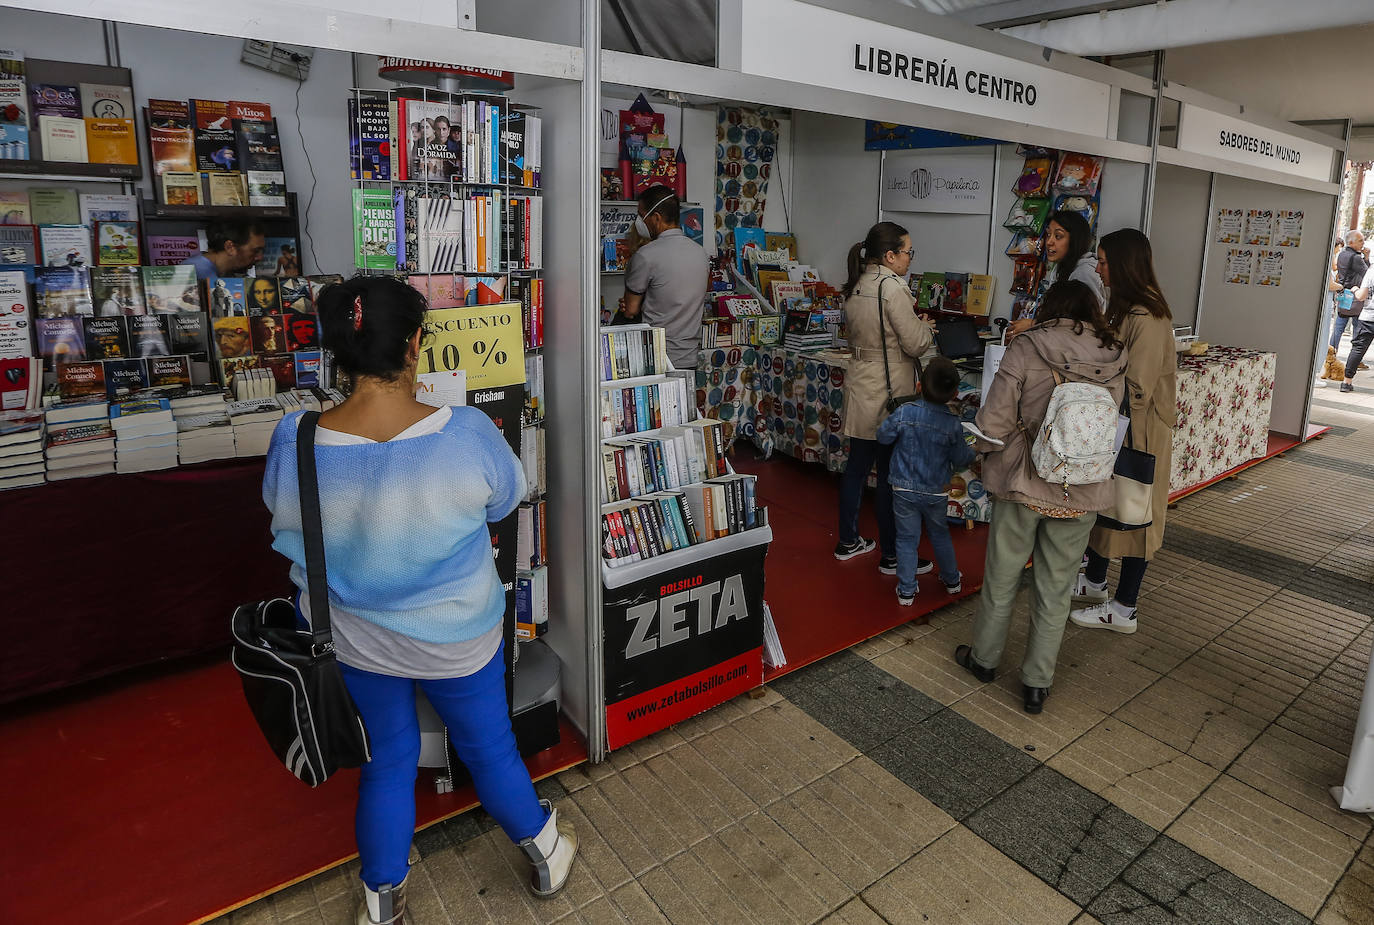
[520,799,579,897]
[357,875,407,925]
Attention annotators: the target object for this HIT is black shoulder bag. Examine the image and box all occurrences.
[876,275,923,414]
[230,411,371,787]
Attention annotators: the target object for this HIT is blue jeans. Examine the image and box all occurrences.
[340,645,547,890]
[893,490,959,595]
[839,438,895,556]
[1331,312,1352,349]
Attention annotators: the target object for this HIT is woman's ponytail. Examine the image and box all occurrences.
[842,221,910,299]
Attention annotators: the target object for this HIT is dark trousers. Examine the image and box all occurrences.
[1084,547,1148,608]
[1346,319,1374,379]
[839,437,895,556]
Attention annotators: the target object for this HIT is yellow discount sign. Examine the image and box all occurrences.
[419,302,526,391]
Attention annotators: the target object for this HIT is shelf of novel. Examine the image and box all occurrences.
[595,323,771,750]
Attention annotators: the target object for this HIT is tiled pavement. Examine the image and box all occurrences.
[218,388,1374,925]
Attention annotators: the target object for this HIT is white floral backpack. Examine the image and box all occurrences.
[1030,369,1119,499]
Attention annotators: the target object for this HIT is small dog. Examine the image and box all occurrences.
[1322,346,1347,381]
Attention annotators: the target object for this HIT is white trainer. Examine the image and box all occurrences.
[1070,572,1109,606]
[520,799,579,898]
[1070,602,1137,634]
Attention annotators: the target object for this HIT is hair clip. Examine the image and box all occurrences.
[352,295,363,331]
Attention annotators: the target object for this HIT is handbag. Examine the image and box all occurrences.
[1097,413,1156,531]
[876,275,923,414]
[230,411,371,787]
[1335,289,1356,317]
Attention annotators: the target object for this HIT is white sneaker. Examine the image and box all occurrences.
[1070,601,1137,634]
[520,800,579,898]
[1071,572,1109,606]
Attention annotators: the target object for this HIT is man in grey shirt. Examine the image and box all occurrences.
[622,185,708,370]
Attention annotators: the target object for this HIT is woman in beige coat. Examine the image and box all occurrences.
[1070,228,1177,634]
[835,221,935,570]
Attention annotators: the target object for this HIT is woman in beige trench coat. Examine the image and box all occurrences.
[835,221,935,570]
[1070,228,1177,634]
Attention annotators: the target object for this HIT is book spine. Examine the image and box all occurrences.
[658,496,684,549]
[732,477,745,535]
[612,447,629,500]
[536,499,547,566]
[645,498,672,552]
[743,475,757,529]
[627,505,652,560]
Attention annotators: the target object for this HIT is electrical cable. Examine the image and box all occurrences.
[294,71,321,272]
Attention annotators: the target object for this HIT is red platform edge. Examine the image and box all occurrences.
[1166,429,1319,504]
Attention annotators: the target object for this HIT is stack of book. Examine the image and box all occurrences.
[176,410,234,464]
[109,397,177,473]
[515,566,549,641]
[0,410,45,491]
[44,399,114,480]
[601,420,726,503]
[226,397,283,456]
[520,424,545,500]
[517,499,547,571]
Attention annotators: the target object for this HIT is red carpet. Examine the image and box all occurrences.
[1166,429,1313,503]
[0,657,585,924]
[730,453,988,680]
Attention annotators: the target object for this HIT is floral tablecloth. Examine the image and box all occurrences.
[696,346,992,523]
[1171,346,1276,493]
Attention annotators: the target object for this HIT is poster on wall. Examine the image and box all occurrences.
[879,151,995,215]
[1276,211,1304,248]
[1215,209,1244,244]
[864,121,1000,151]
[1255,249,1284,286]
[1244,209,1275,246]
[1225,248,1255,285]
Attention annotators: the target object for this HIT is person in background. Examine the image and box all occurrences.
[1334,230,1370,360]
[261,276,578,925]
[956,280,1127,714]
[1340,259,1374,392]
[835,221,935,575]
[876,356,973,605]
[1071,228,1176,634]
[621,185,709,371]
[1006,210,1104,339]
[181,218,266,288]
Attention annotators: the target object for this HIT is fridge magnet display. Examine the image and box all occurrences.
[1215,208,1244,244]
[1225,248,1255,285]
[1275,211,1304,248]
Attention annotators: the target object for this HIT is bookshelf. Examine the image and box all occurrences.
[137,194,302,268]
[0,58,142,180]
[344,84,553,751]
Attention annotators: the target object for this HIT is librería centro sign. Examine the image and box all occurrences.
[880,150,995,214]
[719,0,1112,138]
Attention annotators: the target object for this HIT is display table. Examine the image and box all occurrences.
[0,459,290,704]
[696,345,992,523]
[1171,346,1276,494]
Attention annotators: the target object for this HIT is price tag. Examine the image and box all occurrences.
[419,302,526,390]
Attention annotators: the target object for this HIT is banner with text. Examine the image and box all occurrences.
[1176,103,1335,184]
[720,0,1111,138]
[880,149,995,215]
[603,543,767,748]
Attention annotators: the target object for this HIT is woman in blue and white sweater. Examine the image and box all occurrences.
[263,276,576,924]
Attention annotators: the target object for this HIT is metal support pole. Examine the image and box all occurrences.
[1140,48,1164,235]
[581,0,608,762]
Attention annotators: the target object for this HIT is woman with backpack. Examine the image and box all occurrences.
[954,280,1127,714]
[1070,228,1177,635]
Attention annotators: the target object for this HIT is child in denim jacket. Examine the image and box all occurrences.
[876,357,975,604]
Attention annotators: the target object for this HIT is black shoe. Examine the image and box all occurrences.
[1341,382,1355,393]
[916,559,934,575]
[1023,685,1049,714]
[878,555,897,575]
[954,645,996,683]
[834,537,877,561]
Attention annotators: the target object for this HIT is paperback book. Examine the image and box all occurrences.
[0,224,37,265]
[128,313,171,358]
[190,98,236,171]
[0,269,32,358]
[95,221,140,265]
[80,82,134,119]
[28,188,79,225]
[142,265,200,313]
[39,224,93,268]
[34,266,93,316]
[81,315,129,359]
[145,99,194,176]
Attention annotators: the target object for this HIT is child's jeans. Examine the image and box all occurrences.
[893,490,959,596]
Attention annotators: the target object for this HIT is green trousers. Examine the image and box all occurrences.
[970,499,1096,688]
